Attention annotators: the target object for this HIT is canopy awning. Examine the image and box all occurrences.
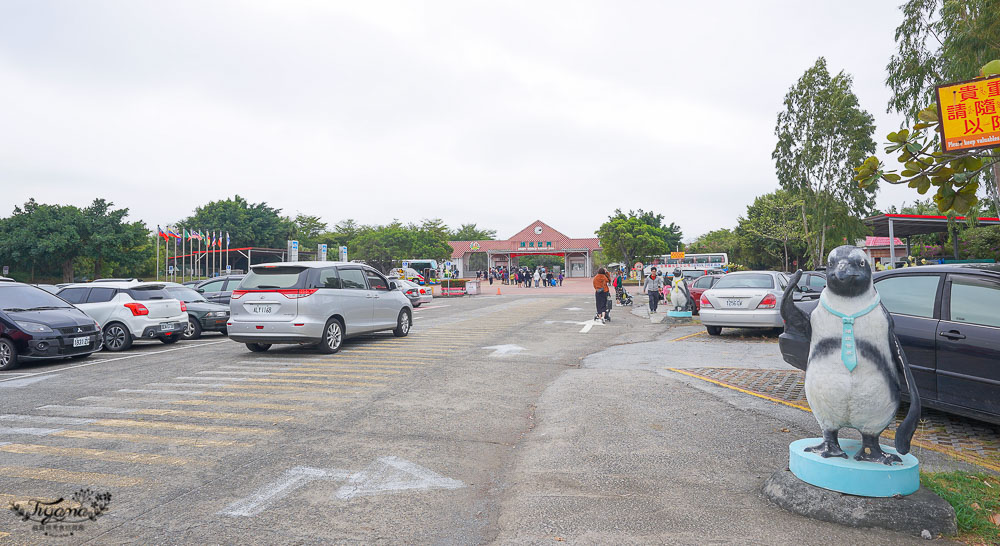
[863,214,1000,237]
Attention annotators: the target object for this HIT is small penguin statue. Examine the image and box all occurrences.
[781,245,921,464]
[669,268,692,312]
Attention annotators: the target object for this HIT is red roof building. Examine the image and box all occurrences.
[448,220,602,277]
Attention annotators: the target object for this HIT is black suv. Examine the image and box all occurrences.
[0,281,102,370]
[780,264,1000,424]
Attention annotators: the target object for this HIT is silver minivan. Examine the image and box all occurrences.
[227,262,413,353]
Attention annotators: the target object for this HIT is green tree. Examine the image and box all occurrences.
[450,223,497,241]
[886,0,1000,121]
[773,57,877,267]
[734,190,809,271]
[80,199,150,279]
[687,228,739,257]
[0,200,84,281]
[410,219,454,262]
[596,209,680,267]
[181,195,294,248]
[351,222,413,273]
[292,214,328,250]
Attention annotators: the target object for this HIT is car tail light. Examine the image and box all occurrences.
[124,302,149,316]
[231,290,247,300]
[180,302,187,312]
[700,295,712,308]
[757,294,777,309]
[279,289,317,299]
[419,289,426,294]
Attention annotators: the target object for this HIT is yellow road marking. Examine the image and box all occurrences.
[246,378,387,387]
[198,390,348,401]
[0,443,197,466]
[0,531,8,538]
[132,408,297,423]
[213,385,362,393]
[53,429,250,447]
[170,400,314,411]
[315,359,430,365]
[90,419,272,435]
[0,466,142,487]
[670,331,708,342]
[666,368,1000,473]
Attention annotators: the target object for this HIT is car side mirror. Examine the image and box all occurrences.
[792,291,804,302]
[389,281,398,290]
[196,288,205,294]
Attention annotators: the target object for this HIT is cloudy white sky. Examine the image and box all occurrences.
[0,1,920,242]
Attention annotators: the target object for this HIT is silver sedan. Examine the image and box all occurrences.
[698,271,790,335]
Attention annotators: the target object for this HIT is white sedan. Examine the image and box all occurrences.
[698,271,790,335]
[397,279,433,307]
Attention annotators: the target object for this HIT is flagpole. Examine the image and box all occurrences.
[182,229,186,283]
[156,227,160,281]
[226,232,230,274]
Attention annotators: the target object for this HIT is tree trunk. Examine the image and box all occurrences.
[62,260,74,283]
[783,234,789,273]
[799,202,817,268]
[94,255,103,280]
[991,157,1000,216]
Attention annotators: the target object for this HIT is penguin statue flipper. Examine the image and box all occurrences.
[885,307,922,456]
[779,270,811,343]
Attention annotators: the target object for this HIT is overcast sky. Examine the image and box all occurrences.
[0,1,920,242]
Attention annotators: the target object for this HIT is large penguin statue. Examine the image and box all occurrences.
[780,245,921,464]
[669,268,692,312]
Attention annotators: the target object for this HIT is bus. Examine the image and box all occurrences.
[650,253,729,272]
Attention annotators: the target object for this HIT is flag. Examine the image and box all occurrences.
[226,232,230,246]
[168,228,180,239]
[157,225,169,241]
[185,229,196,241]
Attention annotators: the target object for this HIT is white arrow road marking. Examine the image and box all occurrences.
[335,456,463,500]
[220,466,350,517]
[221,457,463,517]
[578,319,605,334]
[482,344,526,357]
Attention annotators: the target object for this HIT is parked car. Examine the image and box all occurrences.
[779,264,1000,425]
[688,273,725,314]
[396,279,433,307]
[162,283,230,340]
[32,284,60,294]
[794,271,827,296]
[227,262,413,354]
[181,280,202,287]
[193,275,246,304]
[699,271,789,335]
[56,281,187,351]
[0,281,102,370]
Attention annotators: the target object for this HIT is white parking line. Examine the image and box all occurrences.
[37,405,136,415]
[173,376,249,382]
[0,340,229,384]
[146,383,233,388]
[197,371,272,376]
[0,414,96,425]
[0,427,61,436]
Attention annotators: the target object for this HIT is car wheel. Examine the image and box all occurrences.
[159,334,180,344]
[393,309,411,337]
[706,326,722,336]
[220,328,228,336]
[318,318,344,354]
[103,323,133,352]
[246,343,271,352]
[0,338,18,371]
[413,302,421,308]
[183,316,202,340]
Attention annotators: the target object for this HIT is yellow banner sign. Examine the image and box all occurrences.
[936,76,1000,152]
[670,252,685,260]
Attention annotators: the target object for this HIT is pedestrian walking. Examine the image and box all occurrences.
[643,267,663,313]
[546,271,553,287]
[592,267,613,323]
[558,272,564,286]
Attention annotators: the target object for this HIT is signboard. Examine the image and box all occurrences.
[339,246,348,262]
[445,261,452,267]
[469,242,480,251]
[288,240,299,262]
[318,243,328,261]
[226,264,232,273]
[634,262,643,270]
[936,75,1000,152]
[670,252,686,260]
[1,266,7,276]
[402,261,410,269]
[168,265,175,274]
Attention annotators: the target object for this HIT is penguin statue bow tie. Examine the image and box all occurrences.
[819,294,881,372]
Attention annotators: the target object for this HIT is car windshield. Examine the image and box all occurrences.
[127,286,172,300]
[166,286,207,303]
[0,285,74,311]
[242,266,308,290]
[712,273,774,289]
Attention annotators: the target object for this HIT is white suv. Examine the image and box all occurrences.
[56,282,188,351]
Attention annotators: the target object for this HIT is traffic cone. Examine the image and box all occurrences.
[496,286,502,295]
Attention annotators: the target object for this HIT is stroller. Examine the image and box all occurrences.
[615,284,633,306]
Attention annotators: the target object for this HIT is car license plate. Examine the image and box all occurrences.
[159,322,172,331]
[72,336,89,348]
[725,299,743,308]
[252,305,274,314]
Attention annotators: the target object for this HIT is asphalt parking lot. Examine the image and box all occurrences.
[1,293,996,543]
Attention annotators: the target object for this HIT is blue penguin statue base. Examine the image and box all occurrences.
[789,438,919,497]
[667,310,692,318]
